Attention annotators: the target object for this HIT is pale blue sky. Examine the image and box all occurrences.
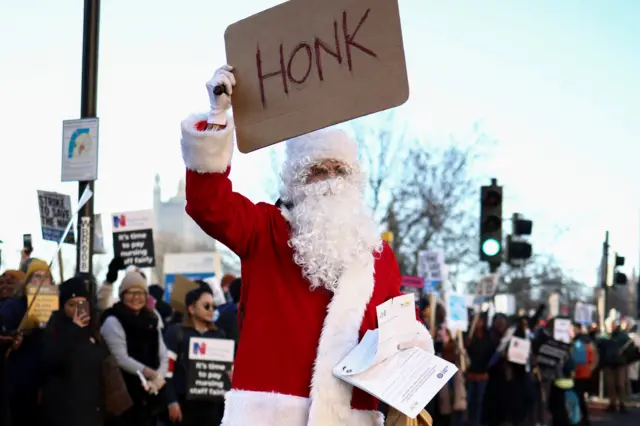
[0,0,638,286]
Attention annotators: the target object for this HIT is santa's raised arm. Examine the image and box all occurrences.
[180,65,434,426]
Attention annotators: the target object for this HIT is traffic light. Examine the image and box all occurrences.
[613,253,627,285]
[506,213,533,265]
[480,179,503,268]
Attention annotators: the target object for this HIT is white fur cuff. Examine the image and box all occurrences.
[181,113,235,173]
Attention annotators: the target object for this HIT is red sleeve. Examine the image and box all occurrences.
[181,114,267,259]
[185,169,265,258]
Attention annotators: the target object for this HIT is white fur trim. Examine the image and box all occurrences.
[222,390,309,426]
[221,390,383,426]
[307,257,376,426]
[180,112,235,173]
[286,127,357,167]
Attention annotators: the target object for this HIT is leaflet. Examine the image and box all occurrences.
[333,294,458,418]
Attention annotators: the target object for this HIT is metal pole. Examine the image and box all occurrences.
[76,0,100,301]
[598,230,609,400]
[601,231,609,317]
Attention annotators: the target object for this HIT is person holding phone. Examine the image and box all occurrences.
[40,276,109,426]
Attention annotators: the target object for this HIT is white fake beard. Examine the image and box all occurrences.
[286,177,382,292]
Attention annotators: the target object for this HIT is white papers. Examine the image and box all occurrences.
[375,294,418,365]
[507,336,531,365]
[553,318,572,344]
[333,294,458,418]
[334,341,457,418]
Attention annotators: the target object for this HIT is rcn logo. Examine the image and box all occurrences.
[193,341,207,356]
[112,215,126,229]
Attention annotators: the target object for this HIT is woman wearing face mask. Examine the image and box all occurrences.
[100,270,169,426]
[164,287,227,426]
[41,276,109,426]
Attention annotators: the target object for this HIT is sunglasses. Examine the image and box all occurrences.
[200,303,214,311]
[307,163,350,180]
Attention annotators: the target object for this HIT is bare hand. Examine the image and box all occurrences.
[143,367,157,380]
[11,332,23,350]
[73,310,90,328]
[168,403,182,422]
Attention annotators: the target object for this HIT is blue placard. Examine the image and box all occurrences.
[424,280,441,293]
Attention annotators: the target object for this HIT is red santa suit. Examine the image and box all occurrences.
[180,113,432,426]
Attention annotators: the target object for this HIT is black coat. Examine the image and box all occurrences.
[40,310,109,426]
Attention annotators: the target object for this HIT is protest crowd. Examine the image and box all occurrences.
[1,2,638,425]
[0,62,639,426]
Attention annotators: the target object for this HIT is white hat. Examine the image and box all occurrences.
[284,127,358,168]
[281,127,359,189]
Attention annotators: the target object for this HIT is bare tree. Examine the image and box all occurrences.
[354,113,488,284]
[495,254,593,313]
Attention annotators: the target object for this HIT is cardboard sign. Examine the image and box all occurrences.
[187,337,234,401]
[112,210,156,269]
[25,284,59,329]
[224,0,409,153]
[170,274,199,313]
[37,190,75,244]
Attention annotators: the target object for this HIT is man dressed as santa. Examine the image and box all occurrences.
[180,65,434,426]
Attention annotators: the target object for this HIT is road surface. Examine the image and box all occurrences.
[590,406,640,425]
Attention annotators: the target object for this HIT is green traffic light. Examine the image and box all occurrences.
[482,238,501,256]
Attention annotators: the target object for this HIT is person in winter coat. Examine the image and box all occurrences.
[100,270,169,426]
[41,276,109,426]
[0,269,25,425]
[603,321,629,412]
[572,325,594,426]
[164,286,228,426]
[0,259,52,426]
[464,311,496,426]
[549,358,582,426]
[215,277,241,351]
[436,325,466,426]
[482,313,511,426]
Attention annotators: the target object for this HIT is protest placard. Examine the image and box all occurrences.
[37,190,74,244]
[111,210,156,268]
[187,337,234,400]
[224,0,409,152]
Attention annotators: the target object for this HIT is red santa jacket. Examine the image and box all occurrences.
[180,113,429,426]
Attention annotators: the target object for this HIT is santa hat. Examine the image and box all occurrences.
[281,128,358,185]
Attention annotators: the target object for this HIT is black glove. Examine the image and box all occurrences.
[106,257,124,284]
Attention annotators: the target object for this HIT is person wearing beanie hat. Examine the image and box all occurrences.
[24,258,52,288]
[178,65,434,426]
[100,268,169,426]
[118,270,148,298]
[0,258,53,426]
[40,276,108,426]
